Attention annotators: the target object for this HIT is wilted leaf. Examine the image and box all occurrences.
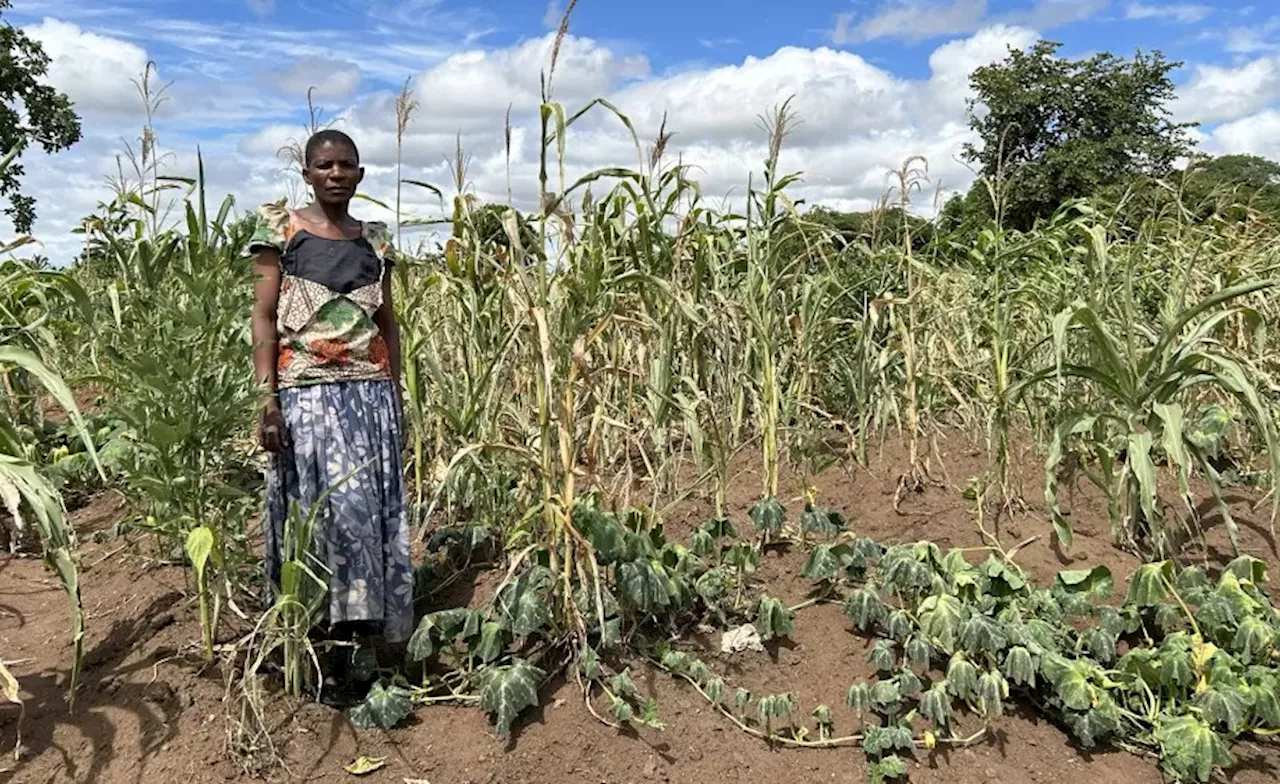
[480,658,545,736]
[1054,565,1113,599]
[946,652,978,701]
[844,584,888,632]
[919,593,967,652]
[800,505,845,538]
[1154,714,1235,783]
[1040,654,1094,711]
[575,507,626,564]
[803,544,856,581]
[906,635,934,673]
[1003,646,1036,687]
[618,559,671,613]
[748,497,785,534]
[869,640,896,674]
[1127,561,1174,608]
[1224,555,1268,585]
[920,681,950,729]
[959,613,1008,656]
[1195,686,1251,734]
[756,595,794,641]
[473,621,508,663]
[344,756,387,775]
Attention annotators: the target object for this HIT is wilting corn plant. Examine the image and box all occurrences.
[1017,218,1279,557]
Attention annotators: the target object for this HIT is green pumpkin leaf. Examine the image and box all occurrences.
[869,640,896,674]
[701,518,738,539]
[920,681,951,729]
[1195,686,1251,734]
[844,584,888,632]
[610,695,633,723]
[868,754,908,784]
[919,593,967,652]
[497,566,551,637]
[748,497,785,534]
[1127,561,1174,608]
[803,543,856,581]
[574,507,627,564]
[906,635,934,672]
[480,658,545,736]
[1040,654,1094,711]
[1062,694,1119,747]
[690,528,716,557]
[946,652,978,701]
[346,682,414,730]
[473,620,508,663]
[407,608,473,661]
[981,556,1027,595]
[1224,555,1268,585]
[1232,615,1274,663]
[609,668,637,698]
[756,595,795,641]
[1003,646,1036,687]
[618,559,672,613]
[800,505,845,538]
[1054,565,1114,599]
[1154,714,1235,783]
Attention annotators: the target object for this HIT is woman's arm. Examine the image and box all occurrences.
[252,251,287,452]
[374,276,405,439]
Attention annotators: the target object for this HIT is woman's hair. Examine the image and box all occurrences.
[304,129,360,167]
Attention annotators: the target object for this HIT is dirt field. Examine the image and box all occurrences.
[2,432,1278,784]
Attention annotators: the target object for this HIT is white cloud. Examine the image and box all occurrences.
[274,57,364,100]
[1209,109,1280,160]
[9,9,1280,266]
[833,0,1107,44]
[1125,2,1212,24]
[833,0,988,44]
[1174,56,1280,124]
[23,18,149,116]
[246,0,273,15]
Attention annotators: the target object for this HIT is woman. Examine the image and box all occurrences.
[249,129,413,705]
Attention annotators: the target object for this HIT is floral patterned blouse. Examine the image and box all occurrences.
[249,201,396,390]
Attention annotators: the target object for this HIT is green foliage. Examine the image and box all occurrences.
[479,658,545,737]
[748,497,785,535]
[1154,715,1235,783]
[756,595,794,641]
[800,505,845,538]
[346,682,414,730]
[964,39,1194,229]
[0,0,82,233]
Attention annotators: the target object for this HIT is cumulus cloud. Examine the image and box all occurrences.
[1173,56,1280,124]
[23,18,149,116]
[10,9,1280,265]
[273,57,364,100]
[1210,109,1280,161]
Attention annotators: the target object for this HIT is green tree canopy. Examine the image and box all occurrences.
[0,0,82,234]
[963,40,1195,230]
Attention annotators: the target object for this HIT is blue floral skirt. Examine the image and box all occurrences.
[264,380,414,643]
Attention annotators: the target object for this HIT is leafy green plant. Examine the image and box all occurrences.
[1023,272,1279,557]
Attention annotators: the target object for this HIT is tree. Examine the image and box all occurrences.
[963,40,1195,230]
[0,0,82,234]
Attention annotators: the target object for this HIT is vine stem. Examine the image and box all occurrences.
[650,656,986,751]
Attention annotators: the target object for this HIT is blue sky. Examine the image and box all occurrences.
[6,0,1280,261]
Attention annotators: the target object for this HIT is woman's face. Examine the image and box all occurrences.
[304,141,364,206]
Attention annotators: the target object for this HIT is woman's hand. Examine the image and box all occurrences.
[259,402,289,454]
